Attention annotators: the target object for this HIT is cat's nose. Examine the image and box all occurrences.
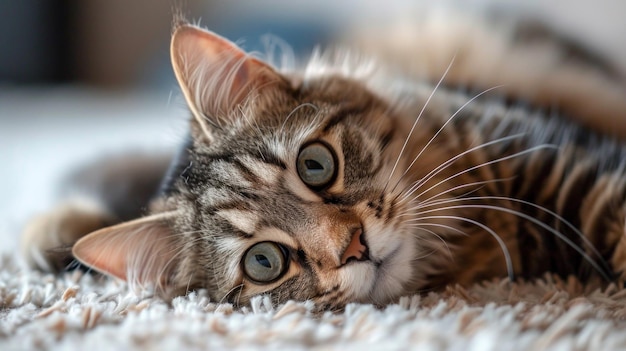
[340,228,370,265]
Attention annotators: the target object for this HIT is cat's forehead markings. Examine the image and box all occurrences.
[239,155,281,185]
[213,211,299,249]
[216,209,259,234]
[212,160,253,188]
[199,187,233,208]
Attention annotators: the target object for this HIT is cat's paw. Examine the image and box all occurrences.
[20,199,115,272]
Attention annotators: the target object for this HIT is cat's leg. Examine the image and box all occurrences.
[20,198,116,272]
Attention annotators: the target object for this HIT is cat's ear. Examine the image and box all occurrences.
[72,212,180,291]
[171,24,282,141]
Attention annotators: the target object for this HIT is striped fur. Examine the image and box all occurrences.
[22,19,626,311]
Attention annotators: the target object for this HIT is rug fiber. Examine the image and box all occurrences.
[2,252,626,350]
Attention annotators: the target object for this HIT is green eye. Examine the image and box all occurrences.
[243,242,288,283]
[297,142,337,188]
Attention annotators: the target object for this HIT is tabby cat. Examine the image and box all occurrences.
[21,16,626,311]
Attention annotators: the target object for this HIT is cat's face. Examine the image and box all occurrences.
[72,24,442,309]
[168,70,423,308]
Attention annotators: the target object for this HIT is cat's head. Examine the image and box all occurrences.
[72,24,435,309]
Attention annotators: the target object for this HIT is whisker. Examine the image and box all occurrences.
[391,84,507,193]
[396,133,526,202]
[413,195,611,275]
[412,248,438,261]
[406,144,557,204]
[408,204,611,281]
[411,177,515,207]
[408,214,514,281]
[411,225,454,259]
[395,172,511,211]
[185,274,195,296]
[236,284,245,308]
[410,222,468,237]
[384,55,457,192]
[220,283,244,305]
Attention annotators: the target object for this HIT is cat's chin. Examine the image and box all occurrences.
[355,234,417,305]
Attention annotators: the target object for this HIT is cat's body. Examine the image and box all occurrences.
[21,14,626,310]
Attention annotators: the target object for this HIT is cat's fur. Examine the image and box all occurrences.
[21,14,626,310]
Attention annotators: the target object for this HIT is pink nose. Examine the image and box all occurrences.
[340,229,369,265]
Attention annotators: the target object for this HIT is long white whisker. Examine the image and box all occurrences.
[396,184,476,219]
[384,56,456,191]
[413,249,439,261]
[409,144,557,203]
[410,222,468,237]
[409,204,611,281]
[412,195,611,274]
[397,133,526,201]
[409,214,514,281]
[392,85,506,193]
[410,177,515,207]
[413,226,454,260]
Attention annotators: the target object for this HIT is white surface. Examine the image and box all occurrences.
[0,87,189,253]
[2,258,626,351]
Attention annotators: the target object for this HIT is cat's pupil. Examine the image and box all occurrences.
[255,254,271,268]
[305,159,324,170]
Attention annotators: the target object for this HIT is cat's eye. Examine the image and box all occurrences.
[243,242,288,283]
[297,142,337,189]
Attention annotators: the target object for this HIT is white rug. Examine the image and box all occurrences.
[2,252,626,350]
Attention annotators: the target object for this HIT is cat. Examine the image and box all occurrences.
[20,14,626,311]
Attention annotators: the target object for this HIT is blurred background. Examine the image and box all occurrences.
[1,0,626,253]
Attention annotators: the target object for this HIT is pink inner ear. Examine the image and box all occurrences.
[72,213,177,285]
[176,26,246,64]
[73,230,129,280]
[170,25,280,125]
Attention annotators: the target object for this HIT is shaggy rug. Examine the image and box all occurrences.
[4,14,626,344]
[2,253,626,351]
